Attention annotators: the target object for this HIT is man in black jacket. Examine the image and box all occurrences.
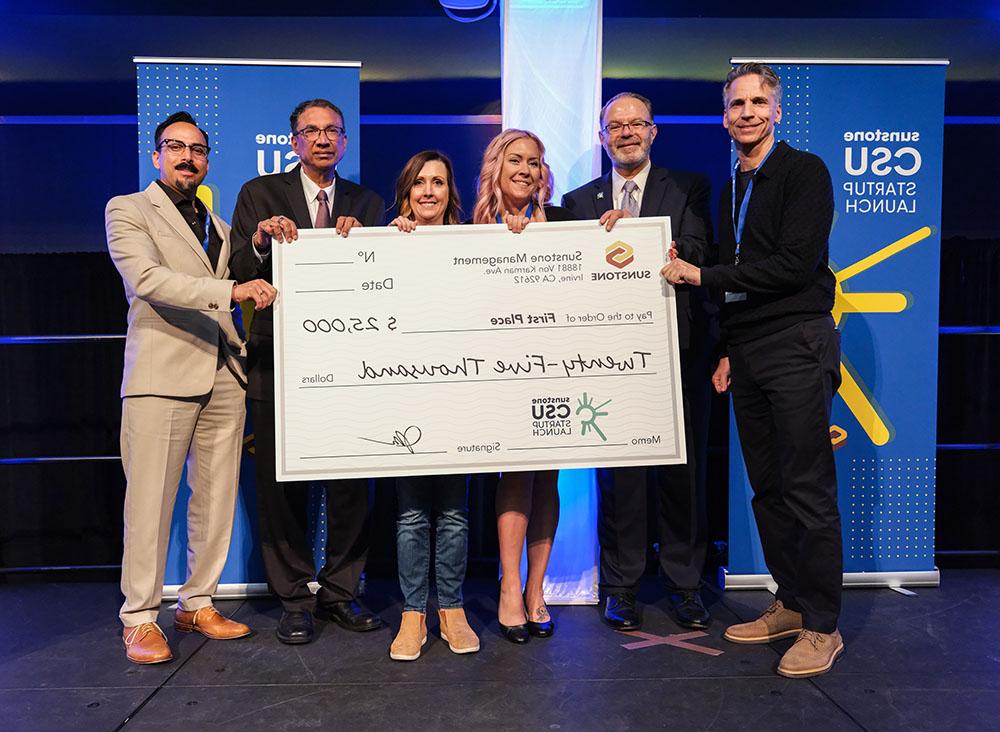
[563,92,715,632]
[229,99,385,645]
[662,64,843,678]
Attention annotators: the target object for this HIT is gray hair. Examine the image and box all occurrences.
[600,92,654,128]
[723,63,783,106]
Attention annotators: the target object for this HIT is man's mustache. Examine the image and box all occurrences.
[175,161,200,173]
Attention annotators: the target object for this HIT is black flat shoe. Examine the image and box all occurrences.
[523,592,554,637]
[602,592,642,631]
[315,599,384,632]
[667,590,711,630]
[526,619,554,638]
[498,622,530,644]
[276,610,314,645]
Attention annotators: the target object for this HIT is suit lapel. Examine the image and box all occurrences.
[639,165,672,218]
[210,212,228,277]
[594,173,613,216]
[144,182,213,273]
[331,174,354,222]
[283,166,314,229]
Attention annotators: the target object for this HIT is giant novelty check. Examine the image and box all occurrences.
[272,217,685,480]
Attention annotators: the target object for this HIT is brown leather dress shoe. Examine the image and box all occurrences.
[123,622,172,665]
[778,629,844,678]
[174,606,251,640]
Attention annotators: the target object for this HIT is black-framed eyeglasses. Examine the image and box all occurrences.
[602,120,655,135]
[158,139,211,158]
[293,125,346,142]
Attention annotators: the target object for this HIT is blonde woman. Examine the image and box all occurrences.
[473,129,573,643]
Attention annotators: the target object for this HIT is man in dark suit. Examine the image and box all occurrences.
[230,99,385,645]
[563,92,715,632]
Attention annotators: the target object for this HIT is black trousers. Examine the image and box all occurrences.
[251,397,370,612]
[729,316,842,633]
[597,344,712,594]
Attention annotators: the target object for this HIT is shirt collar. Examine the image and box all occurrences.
[299,166,336,203]
[156,179,197,207]
[611,159,652,197]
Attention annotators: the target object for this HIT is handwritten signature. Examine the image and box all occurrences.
[359,425,423,454]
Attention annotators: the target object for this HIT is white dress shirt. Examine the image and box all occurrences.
[611,160,652,212]
[298,166,336,225]
[253,168,337,260]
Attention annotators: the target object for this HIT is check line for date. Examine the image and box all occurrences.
[300,372,658,388]
[295,288,356,293]
[401,322,654,335]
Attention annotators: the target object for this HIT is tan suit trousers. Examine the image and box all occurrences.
[119,359,246,627]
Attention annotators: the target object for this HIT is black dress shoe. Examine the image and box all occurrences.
[526,618,554,638]
[523,593,554,637]
[498,621,531,644]
[668,590,711,630]
[315,599,384,632]
[602,592,642,631]
[276,610,314,645]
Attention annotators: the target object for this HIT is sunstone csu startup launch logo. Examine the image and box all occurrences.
[593,240,652,281]
[530,394,612,442]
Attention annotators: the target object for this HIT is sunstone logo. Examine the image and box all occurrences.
[594,240,652,281]
[605,241,634,269]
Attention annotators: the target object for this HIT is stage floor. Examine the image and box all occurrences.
[1,569,998,731]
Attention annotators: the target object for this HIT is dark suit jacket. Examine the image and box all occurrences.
[562,165,713,351]
[229,165,385,400]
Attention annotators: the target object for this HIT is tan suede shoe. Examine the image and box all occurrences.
[439,608,480,654]
[778,629,844,678]
[174,606,251,640]
[723,600,803,644]
[390,611,427,661]
[123,622,172,665]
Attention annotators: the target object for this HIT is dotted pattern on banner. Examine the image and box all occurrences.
[774,64,811,151]
[136,64,222,156]
[848,457,935,563]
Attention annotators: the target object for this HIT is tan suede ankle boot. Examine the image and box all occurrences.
[439,607,480,654]
[389,611,427,661]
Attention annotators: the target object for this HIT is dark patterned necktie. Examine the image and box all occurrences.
[315,189,331,228]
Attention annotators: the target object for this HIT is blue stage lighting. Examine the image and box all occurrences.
[440,0,498,22]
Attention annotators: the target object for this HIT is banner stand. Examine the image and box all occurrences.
[723,58,949,591]
[720,569,940,592]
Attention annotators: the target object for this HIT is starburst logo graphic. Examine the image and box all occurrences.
[576,393,611,441]
[605,241,634,269]
[831,225,932,446]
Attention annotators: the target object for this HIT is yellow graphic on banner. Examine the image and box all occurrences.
[831,225,933,446]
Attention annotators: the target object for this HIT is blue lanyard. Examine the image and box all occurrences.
[496,199,534,223]
[731,142,777,262]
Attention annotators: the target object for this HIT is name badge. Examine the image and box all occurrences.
[725,292,747,303]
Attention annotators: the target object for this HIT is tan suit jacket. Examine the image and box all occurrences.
[106,181,247,397]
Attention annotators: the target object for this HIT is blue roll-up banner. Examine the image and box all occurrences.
[724,60,948,589]
[134,58,361,593]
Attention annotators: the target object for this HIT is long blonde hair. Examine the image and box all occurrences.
[472,128,553,224]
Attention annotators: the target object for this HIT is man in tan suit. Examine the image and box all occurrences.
[107,111,277,664]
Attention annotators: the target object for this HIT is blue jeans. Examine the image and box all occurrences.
[396,474,469,612]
